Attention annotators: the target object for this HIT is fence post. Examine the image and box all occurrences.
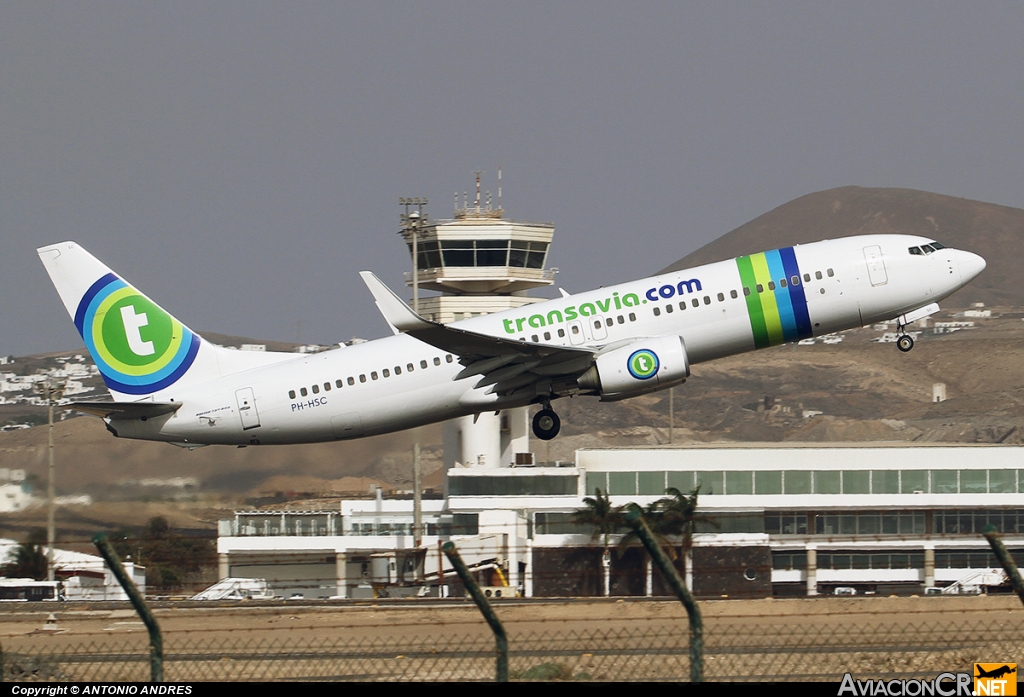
[93,533,163,682]
[982,525,1024,607]
[441,541,508,682]
[623,504,703,682]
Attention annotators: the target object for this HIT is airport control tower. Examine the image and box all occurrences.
[399,174,556,469]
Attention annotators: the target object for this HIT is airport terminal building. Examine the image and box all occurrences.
[217,442,1024,599]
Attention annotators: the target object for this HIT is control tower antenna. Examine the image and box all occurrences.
[474,171,482,212]
[498,166,502,212]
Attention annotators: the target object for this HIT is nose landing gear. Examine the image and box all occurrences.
[895,318,915,353]
[532,407,561,440]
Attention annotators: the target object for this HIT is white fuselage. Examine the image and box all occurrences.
[110,234,984,446]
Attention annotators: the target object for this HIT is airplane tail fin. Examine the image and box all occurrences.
[37,241,221,399]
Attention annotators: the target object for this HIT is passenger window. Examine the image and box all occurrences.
[359,374,366,383]
[433,357,441,366]
[653,307,661,317]
[665,304,673,313]
[703,296,711,305]
[371,371,378,380]
[312,384,320,394]
[558,328,566,337]
[743,287,751,296]
[395,366,401,375]
[815,271,822,280]
[804,273,811,282]
[679,301,686,310]
[544,331,551,340]
[288,390,296,399]
[324,382,331,391]
[407,363,414,372]
[617,315,624,324]
[382,369,390,378]
[827,268,834,277]
[717,292,725,302]
[606,318,613,327]
[572,325,580,334]
[421,360,428,369]
[779,279,787,288]
[791,275,799,285]
[348,377,355,385]
[730,290,738,299]
[300,387,308,396]
[336,379,343,389]
[756,284,764,293]
[692,299,699,308]
[446,355,453,363]
[629,312,637,321]
[768,281,775,291]
[532,334,540,342]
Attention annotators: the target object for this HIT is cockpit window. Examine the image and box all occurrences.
[920,244,936,254]
[909,246,923,255]
[930,241,945,250]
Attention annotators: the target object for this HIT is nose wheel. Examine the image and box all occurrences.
[896,334,914,353]
[532,408,561,440]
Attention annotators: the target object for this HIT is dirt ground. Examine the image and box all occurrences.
[1,594,1020,644]
[1,595,1021,681]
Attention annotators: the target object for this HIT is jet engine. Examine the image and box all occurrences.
[577,335,689,401]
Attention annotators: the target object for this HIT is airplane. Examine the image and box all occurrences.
[975,665,1016,680]
[37,234,985,447]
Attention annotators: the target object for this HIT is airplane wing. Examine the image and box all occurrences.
[359,272,596,396]
[71,401,183,420]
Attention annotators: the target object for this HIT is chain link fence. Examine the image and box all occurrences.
[5,615,1022,682]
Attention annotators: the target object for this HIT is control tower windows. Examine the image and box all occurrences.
[418,239,551,269]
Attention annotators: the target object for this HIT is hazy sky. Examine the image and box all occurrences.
[3,3,1023,356]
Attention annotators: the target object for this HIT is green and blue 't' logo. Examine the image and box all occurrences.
[74,273,199,395]
[627,349,659,380]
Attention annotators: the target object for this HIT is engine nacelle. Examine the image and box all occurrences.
[577,336,689,401]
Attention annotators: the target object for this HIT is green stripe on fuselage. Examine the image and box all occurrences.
[737,255,769,349]
[748,253,784,346]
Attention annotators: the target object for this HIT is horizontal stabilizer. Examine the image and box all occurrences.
[71,401,182,420]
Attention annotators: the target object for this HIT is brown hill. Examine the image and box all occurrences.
[660,186,1023,307]
[0,416,443,499]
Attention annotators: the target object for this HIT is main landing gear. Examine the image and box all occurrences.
[532,403,561,440]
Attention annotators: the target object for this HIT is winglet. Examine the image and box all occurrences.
[359,271,434,334]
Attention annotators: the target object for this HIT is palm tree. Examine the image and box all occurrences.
[573,488,623,597]
[617,500,681,596]
[654,486,718,591]
[1,528,48,580]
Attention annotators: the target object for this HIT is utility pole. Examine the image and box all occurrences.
[669,386,674,444]
[399,199,428,552]
[34,378,64,582]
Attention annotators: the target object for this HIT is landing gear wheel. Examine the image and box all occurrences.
[532,409,561,440]
[896,335,914,353]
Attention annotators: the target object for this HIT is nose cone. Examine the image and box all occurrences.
[955,250,987,285]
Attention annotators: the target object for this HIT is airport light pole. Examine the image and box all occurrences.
[34,378,64,582]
